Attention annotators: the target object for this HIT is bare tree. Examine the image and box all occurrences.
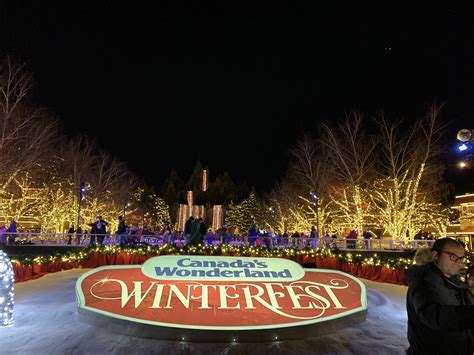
[321,112,378,234]
[0,56,143,232]
[290,135,331,193]
[370,104,449,240]
[286,134,336,233]
[45,136,139,231]
[266,179,301,233]
[88,150,139,214]
[0,56,59,191]
[58,136,97,193]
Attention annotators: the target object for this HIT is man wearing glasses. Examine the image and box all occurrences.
[405,237,474,354]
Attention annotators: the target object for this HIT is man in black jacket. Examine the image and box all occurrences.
[184,217,194,246]
[406,237,474,354]
[88,215,108,245]
[116,216,127,246]
[199,218,207,238]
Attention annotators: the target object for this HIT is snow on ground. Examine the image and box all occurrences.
[1,269,409,355]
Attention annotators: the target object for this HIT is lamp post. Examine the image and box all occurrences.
[456,129,474,168]
[310,191,320,239]
[456,129,474,247]
[268,206,275,220]
[123,202,130,219]
[77,181,87,230]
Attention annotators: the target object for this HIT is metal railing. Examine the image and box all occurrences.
[0,232,438,251]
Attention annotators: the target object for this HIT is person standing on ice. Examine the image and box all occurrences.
[0,224,6,244]
[6,219,17,245]
[405,237,474,354]
[187,217,201,246]
[183,216,194,246]
[75,226,82,245]
[248,222,257,246]
[67,224,75,245]
[95,215,108,245]
[116,216,127,246]
[310,226,318,248]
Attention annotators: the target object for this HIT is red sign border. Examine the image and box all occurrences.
[76,264,367,332]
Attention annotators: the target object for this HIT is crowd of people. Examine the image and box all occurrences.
[59,215,333,248]
[0,215,432,252]
[65,215,346,249]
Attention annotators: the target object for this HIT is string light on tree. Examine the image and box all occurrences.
[225,191,263,232]
[154,197,171,231]
[0,250,14,326]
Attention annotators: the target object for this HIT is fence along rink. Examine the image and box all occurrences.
[0,232,438,251]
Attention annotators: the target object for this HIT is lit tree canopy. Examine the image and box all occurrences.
[0,56,139,232]
[267,105,450,240]
[225,190,264,233]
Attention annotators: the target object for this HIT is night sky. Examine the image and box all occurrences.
[1,2,473,192]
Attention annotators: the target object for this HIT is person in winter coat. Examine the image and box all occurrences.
[405,238,474,354]
[88,216,108,245]
[248,223,257,246]
[310,226,318,248]
[75,226,83,245]
[67,224,75,245]
[188,218,202,246]
[0,224,6,244]
[6,219,17,245]
[184,217,194,245]
[116,216,128,246]
[95,216,108,244]
[219,224,228,244]
[199,218,207,238]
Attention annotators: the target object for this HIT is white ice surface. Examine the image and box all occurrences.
[1,269,409,354]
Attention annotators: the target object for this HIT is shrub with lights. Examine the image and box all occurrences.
[10,244,415,272]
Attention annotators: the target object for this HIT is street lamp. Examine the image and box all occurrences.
[77,181,87,229]
[457,129,473,142]
[124,202,131,218]
[456,129,474,167]
[458,143,469,152]
[310,191,320,238]
[268,206,275,217]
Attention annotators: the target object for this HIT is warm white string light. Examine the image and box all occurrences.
[212,205,223,231]
[202,170,208,192]
[0,250,14,326]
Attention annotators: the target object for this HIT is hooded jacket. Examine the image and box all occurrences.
[405,252,474,354]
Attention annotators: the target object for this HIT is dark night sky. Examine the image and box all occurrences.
[0,2,473,192]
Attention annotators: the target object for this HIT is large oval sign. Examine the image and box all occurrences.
[76,256,367,342]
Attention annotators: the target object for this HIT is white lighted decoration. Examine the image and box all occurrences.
[0,250,14,326]
[177,191,207,232]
